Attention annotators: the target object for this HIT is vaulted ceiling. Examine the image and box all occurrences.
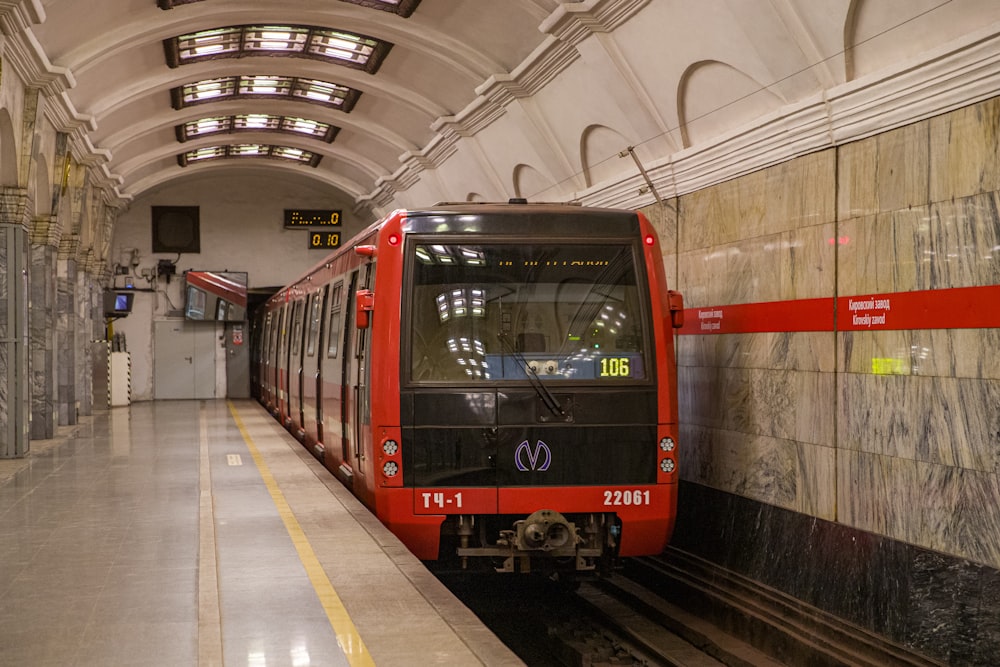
[7,0,1000,219]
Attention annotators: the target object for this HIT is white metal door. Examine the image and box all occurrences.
[154,320,216,399]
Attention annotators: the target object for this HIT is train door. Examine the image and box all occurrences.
[260,311,273,407]
[302,288,325,449]
[341,271,360,478]
[352,262,376,483]
[276,303,291,423]
[289,299,306,432]
[267,308,281,411]
[320,280,346,472]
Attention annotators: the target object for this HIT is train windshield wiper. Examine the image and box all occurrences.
[497,332,564,417]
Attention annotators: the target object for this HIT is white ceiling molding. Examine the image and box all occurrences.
[579,20,1000,211]
[0,0,43,36]
[383,14,1000,213]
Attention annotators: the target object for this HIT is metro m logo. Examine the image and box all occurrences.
[515,440,552,471]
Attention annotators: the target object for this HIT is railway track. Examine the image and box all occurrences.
[438,547,946,666]
[437,563,774,666]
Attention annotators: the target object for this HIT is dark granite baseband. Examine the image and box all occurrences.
[669,482,1000,667]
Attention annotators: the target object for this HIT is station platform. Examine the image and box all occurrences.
[0,400,522,666]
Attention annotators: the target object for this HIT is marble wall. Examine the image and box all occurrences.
[674,149,840,522]
[836,103,1000,571]
[665,95,1000,663]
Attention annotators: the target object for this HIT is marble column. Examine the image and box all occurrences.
[56,253,77,425]
[29,217,58,440]
[0,187,30,458]
[75,268,95,417]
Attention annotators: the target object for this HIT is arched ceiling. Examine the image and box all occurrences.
[5,0,1000,219]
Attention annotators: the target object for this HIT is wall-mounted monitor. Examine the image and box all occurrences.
[103,291,134,317]
[184,271,248,321]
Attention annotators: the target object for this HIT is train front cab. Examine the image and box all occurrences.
[364,206,683,574]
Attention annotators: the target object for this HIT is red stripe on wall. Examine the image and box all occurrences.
[678,285,1000,335]
[837,285,1000,331]
[677,297,832,335]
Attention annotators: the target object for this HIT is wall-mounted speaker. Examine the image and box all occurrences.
[151,205,200,254]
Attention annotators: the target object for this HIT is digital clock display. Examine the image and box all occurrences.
[284,209,341,227]
[309,232,341,249]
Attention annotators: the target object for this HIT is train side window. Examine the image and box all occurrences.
[278,305,288,351]
[327,282,343,358]
[262,312,272,356]
[306,292,323,357]
[291,301,304,356]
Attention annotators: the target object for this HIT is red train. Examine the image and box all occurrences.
[252,202,684,574]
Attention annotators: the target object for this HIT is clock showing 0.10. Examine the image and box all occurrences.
[309,232,341,249]
[284,209,342,227]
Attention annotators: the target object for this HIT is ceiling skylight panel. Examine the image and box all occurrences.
[159,0,422,17]
[181,77,235,104]
[176,115,337,142]
[178,144,322,166]
[239,75,291,96]
[178,116,231,140]
[164,24,392,73]
[175,27,241,60]
[185,146,226,162]
[237,114,279,130]
[280,117,336,140]
[337,0,422,17]
[308,30,376,65]
[171,76,361,112]
[244,26,309,53]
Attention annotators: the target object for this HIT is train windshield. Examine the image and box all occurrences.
[409,242,650,383]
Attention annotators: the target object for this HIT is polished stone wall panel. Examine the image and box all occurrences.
[749,369,834,446]
[839,193,1000,296]
[680,150,836,252]
[837,213,899,295]
[839,450,1000,568]
[678,331,835,374]
[836,137,879,221]
[678,365,751,433]
[929,96,1000,203]
[680,424,798,509]
[839,372,1000,473]
[876,119,931,213]
[680,425,836,519]
[679,223,837,308]
[784,223,837,300]
[841,328,1000,380]
[910,328,1000,380]
[896,194,1000,292]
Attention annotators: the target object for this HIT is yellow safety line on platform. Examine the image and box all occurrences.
[227,401,375,667]
[198,406,224,666]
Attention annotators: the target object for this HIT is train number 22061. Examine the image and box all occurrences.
[603,489,651,506]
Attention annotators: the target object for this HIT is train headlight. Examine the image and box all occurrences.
[660,457,675,473]
[382,461,399,477]
[659,436,675,452]
[382,439,398,456]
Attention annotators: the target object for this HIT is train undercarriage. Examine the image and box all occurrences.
[440,510,621,575]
